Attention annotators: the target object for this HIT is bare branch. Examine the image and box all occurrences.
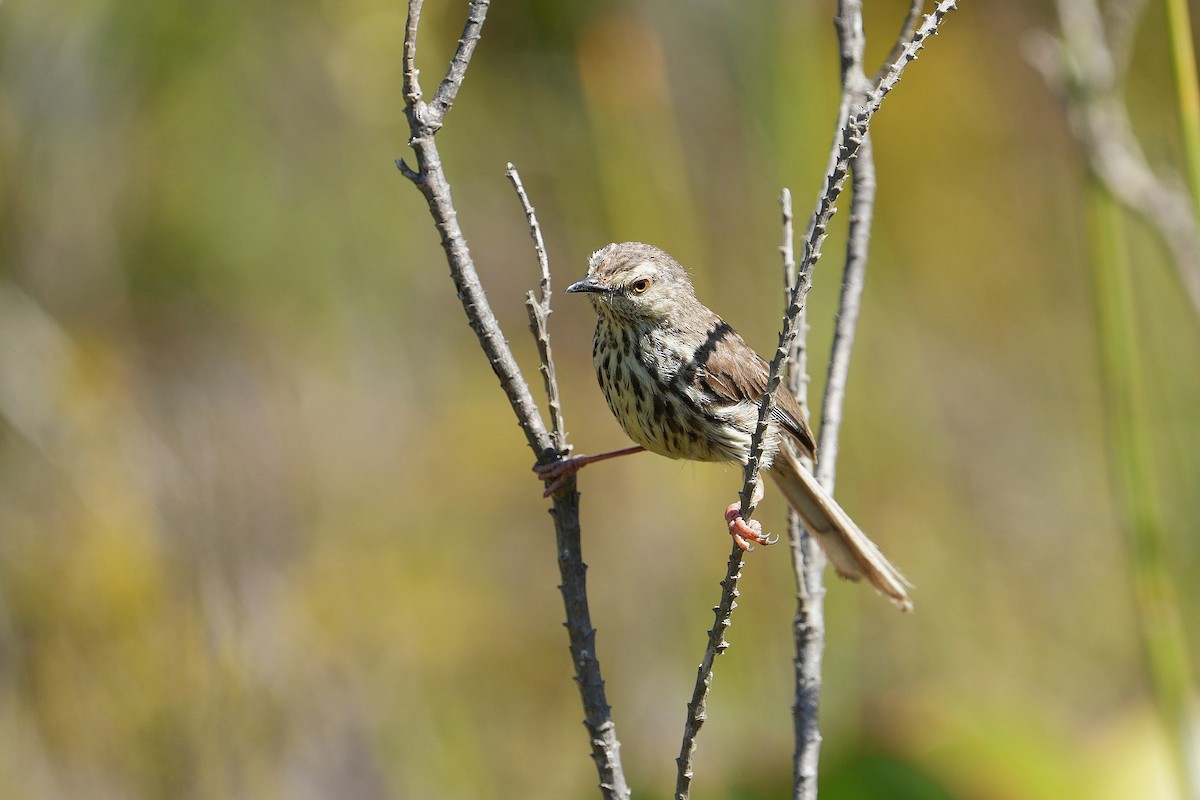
[791,4,949,797]
[430,0,491,124]
[780,189,807,406]
[507,165,552,304]
[508,163,567,452]
[819,143,875,485]
[867,0,958,117]
[674,6,958,799]
[790,0,958,447]
[399,3,544,455]
[673,548,745,800]
[740,36,907,517]
[402,0,424,107]
[789,513,826,800]
[402,0,489,133]
[873,1,926,89]
[398,7,629,799]
[781,181,827,799]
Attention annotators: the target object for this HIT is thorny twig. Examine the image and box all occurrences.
[873,0,926,89]
[674,4,957,798]
[749,0,958,522]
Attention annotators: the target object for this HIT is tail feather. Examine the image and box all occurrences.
[767,446,912,612]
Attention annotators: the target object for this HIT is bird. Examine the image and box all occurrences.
[536,241,911,611]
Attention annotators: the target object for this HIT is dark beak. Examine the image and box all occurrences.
[565,277,607,294]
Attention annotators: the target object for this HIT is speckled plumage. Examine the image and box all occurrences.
[579,241,812,468]
[567,242,911,611]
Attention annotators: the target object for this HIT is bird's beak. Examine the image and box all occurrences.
[566,277,607,294]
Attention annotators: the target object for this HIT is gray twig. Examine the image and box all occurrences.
[781,189,807,408]
[674,5,957,798]
[430,0,490,121]
[401,0,423,107]
[817,131,874,483]
[398,4,629,798]
[873,1,926,89]
[868,1,957,110]
[759,0,958,517]
[507,163,567,452]
[780,183,828,799]
[673,549,745,800]
[821,0,876,494]
[791,2,885,795]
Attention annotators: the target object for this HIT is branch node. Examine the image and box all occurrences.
[398,3,627,798]
[396,158,421,183]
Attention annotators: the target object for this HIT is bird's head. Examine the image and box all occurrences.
[567,242,697,324]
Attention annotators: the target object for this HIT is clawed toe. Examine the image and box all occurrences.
[724,503,775,551]
[533,456,585,497]
[533,461,565,481]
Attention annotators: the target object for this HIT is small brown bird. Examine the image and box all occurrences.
[539,242,911,611]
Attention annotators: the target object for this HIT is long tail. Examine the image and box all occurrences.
[767,445,912,612]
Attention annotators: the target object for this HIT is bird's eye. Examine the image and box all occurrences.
[630,278,651,295]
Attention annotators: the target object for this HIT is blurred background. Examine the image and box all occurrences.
[2,0,1199,797]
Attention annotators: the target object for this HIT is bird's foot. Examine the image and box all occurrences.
[724,503,778,551]
[533,445,647,497]
[534,456,587,497]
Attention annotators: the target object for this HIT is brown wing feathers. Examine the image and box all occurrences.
[695,322,817,461]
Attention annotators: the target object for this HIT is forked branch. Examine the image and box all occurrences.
[508,163,567,452]
[674,4,957,798]
[397,4,629,798]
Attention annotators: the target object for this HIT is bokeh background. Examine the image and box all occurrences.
[2,1,1199,798]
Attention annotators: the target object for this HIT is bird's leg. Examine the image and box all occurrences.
[534,445,647,497]
[724,480,777,551]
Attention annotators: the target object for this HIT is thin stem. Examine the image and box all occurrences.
[781,189,807,408]
[792,4,921,796]
[866,1,958,118]
[508,163,567,452]
[747,0,954,514]
[676,6,958,798]
[398,6,629,798]
[790,519,826,800]
[673,546,745,800]
[402,0,424,106]
[873,1,925,89]
[1087,181,1200,800]
[1164,0,1200,219]
[429,0,491,124]
[814,139,874,485]
[781,184,825,800]
[399,2,546,456]
[819,1,875,489]
[1035,1,1200,795]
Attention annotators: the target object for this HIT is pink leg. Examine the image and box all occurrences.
[723,481,777,551]
[534,446,647,497]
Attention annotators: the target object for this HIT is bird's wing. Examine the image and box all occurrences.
[696,323,818,461]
